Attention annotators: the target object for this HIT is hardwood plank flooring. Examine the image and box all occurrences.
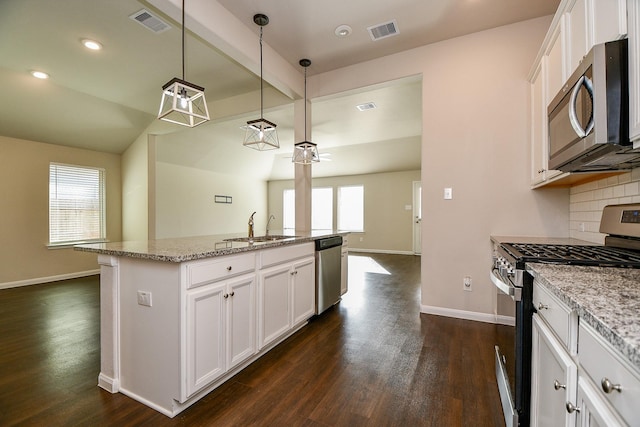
[0,253,510,426]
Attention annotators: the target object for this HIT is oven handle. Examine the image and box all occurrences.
[490,268,522,301]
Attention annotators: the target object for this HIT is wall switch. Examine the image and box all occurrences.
[463,276,472,291]
[137,290,152,307]
[444,188,453,200]
[579,222,585,232]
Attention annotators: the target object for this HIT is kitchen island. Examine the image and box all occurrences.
[75,231,347,417]
[526,263,640,425]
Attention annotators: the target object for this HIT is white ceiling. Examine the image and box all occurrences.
[0,0,559,180]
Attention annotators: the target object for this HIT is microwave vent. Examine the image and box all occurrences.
[129,9,171,33]
[367,20,399,41]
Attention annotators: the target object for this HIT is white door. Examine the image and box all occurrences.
[413,181,422,255]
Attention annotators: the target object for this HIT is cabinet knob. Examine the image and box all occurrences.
[553,380,566,391]
[227,266,232,271]
[229,291,235,297]
[538,169,546,174]
[565,402,580,414]
[538,303,549,310]
[601,378,622,394]
[223,293,229,299]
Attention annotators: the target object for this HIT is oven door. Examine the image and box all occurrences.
[491,267,533,427]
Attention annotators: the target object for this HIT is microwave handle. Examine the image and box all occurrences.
[568,75,594,137]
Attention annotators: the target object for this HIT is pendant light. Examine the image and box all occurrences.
[158,0,209,127]
[292,59,320,164]
[243,14,279,151]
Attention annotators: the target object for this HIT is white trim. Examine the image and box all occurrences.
[348,248,416,255]
[421,304,515,326]
[0,269,100,290]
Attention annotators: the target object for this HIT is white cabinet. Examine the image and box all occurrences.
[629,0,640,142]
[340,237,348,295]
[575,376,625,427]
[546,22,567,105]
[258,243,315,350]
[530,314,578,427]
[184,262,256,399]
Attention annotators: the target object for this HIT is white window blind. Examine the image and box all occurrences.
[49,163,105,245]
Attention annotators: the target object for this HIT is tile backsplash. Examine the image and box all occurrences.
[570,168,640,243]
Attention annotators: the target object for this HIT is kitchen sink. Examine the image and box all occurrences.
[223,235,297,243]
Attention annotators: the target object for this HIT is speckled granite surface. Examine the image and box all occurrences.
[526,263,640,372]
[74,231,346,263]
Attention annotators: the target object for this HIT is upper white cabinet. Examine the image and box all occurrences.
[528,0,629,187]
[629,0,640,142]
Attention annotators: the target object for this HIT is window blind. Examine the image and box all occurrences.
[49,163,105,245]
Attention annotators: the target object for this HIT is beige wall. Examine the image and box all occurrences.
[269,170,421,253]
[0,135,121,287]
[121,132,149,241]
[310,16,570,321]
[569,169,640,243]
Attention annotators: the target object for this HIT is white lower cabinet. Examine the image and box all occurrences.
[575,376,625,427]
[340,239,348,295]
[531,314,577,427]
[258,253,315,350]
[185,273,256,398]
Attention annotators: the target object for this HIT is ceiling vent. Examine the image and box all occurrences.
[356,102,377,111]
[367,20,399,41]
[129,9,171,33]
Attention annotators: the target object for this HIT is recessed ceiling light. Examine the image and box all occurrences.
[31,70,49,79]
[335,25,352,37]
[82,39,103,50]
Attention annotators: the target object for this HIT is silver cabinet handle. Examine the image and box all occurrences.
[601,378,622,394]
[223,293,229,299]
[538,303,549,310]
[226,266,232,271]
[565,402,581,414]
[229,291,234,297]
[554,380,566,390]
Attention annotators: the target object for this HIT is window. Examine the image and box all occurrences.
[282,187,334,230]
[338,185,364,231]
[49,163,106,245]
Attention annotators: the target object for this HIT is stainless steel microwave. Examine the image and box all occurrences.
[547,38,640,172]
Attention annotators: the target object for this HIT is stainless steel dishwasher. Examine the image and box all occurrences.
[315,236,343,314]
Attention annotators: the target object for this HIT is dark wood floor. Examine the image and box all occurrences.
[0,253,510,426]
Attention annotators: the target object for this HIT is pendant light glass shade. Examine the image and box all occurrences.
[244,14,279,150]
[293,59,320,164]
[157,0,209,128]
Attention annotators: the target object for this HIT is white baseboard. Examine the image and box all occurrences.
[0,269,100,290]
[421,304,515,326]
[348,248,417,255]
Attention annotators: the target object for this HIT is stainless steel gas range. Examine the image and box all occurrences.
[490,203,640,427]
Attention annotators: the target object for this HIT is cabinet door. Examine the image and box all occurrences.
[291,257,315,326]
[591,0,626,46]
[185,282,226,397]
[258,264,291,349]
[531,62,547,186]
[530,315,577,427]
[566,0,589,74]
[340,247,348,295]
[546,22,566,104]
[227,274,256,370]
[575,376,625,427]
[629,0,640,142]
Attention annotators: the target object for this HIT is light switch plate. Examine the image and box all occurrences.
[444,188,453,200]
[137,290,152,307]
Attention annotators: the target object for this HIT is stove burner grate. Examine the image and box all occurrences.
[503,243,640,268]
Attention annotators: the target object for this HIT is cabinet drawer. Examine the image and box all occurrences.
[533,281,575,351]
[579,322,640,426]
[186,253,255,289]
[260,243,314,269]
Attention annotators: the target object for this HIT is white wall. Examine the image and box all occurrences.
[570,169,640,243]
[310,16,570,321]
[121,131,149,241]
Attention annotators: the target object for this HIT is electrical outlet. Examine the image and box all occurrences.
[137,290,152,307]
[463,276,472,292]
[444,188,453,200]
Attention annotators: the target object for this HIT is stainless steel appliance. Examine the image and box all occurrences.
[315,235,343,314]
[547,39,640,172]
[491,203,640,427]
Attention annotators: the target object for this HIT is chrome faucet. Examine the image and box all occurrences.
[248,212,256,239]
[266,214,276,235]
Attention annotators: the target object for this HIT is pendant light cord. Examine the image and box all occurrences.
[181,0,185,80]
[260,26,264,118]
[304,66,307,140]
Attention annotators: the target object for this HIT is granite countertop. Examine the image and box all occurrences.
[526,263,640,372]
[74,230,347,263]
